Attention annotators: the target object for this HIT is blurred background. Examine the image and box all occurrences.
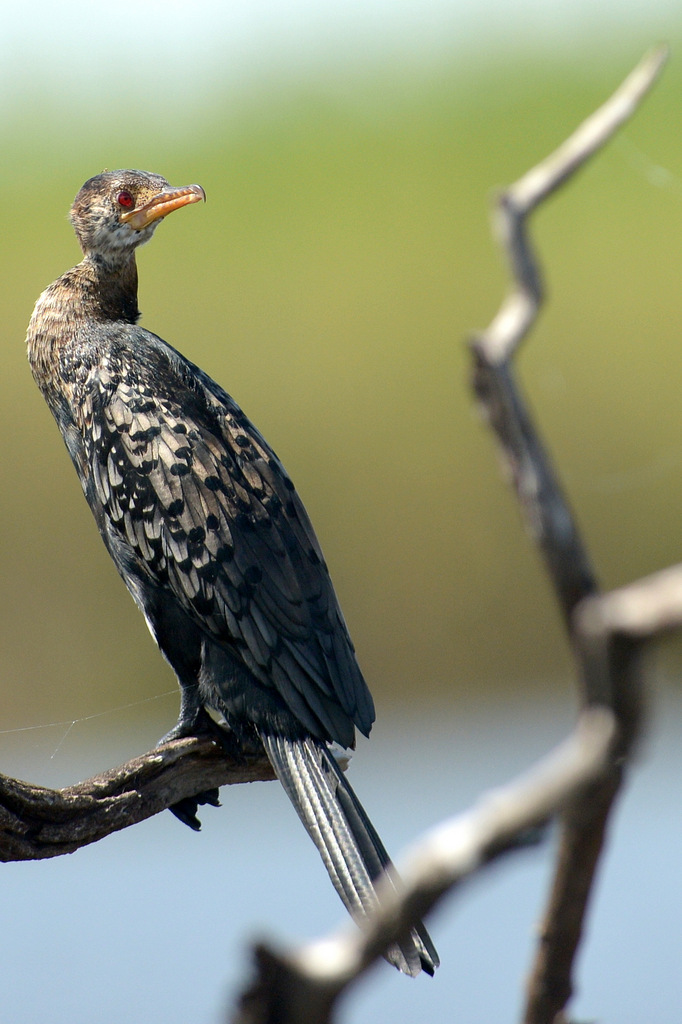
[2,2,682,1021]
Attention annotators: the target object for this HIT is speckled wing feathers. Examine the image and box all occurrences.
[77,326,374,741]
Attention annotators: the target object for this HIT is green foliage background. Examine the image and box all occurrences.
[3,41,682,736]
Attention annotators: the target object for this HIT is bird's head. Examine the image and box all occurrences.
[70,169,205,264]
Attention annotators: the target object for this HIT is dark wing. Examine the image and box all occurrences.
[76,326,374,741]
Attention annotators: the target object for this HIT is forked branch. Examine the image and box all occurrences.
[232,45,670,1024]
[234,708,616,1024]
[470,43,667,1024]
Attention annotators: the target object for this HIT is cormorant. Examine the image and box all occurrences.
[26,170,438,976]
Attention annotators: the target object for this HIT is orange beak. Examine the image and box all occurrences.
[120,183,206,230]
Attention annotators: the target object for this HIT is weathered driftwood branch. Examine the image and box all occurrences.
[467,44,667,1024]
[471,44,667,621]
[234,708,616,1024]
[230,45,669,1024]
[0,736,274,862]
[522,561,682,1023]
[235,551,682,1024]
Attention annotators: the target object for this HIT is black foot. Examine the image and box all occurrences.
[161,708,260,764]
[157,705,222,745]
[169,788,221,831]
[160,709,245,830]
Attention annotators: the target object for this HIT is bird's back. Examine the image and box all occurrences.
[36,318,375,747]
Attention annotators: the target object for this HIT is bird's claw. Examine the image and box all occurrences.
[160,708,243,829]
[158,706,234,749]
[169,788,221,831]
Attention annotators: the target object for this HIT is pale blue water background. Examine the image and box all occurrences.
[1,682,680,1023]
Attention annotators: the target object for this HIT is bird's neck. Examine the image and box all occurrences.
[65,254,141,323]
[26,254,141,401]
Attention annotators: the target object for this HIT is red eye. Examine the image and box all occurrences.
[117,190,134,208]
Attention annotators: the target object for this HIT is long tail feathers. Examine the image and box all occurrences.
[260,733,439,978]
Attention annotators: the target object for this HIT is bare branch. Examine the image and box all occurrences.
[0,737,274,862]
[480,44,668,363]
[229,46,670,1024]
[234,709,616,1024]
[464,45,668,1024]
[471,45,668,628]
[579,562,682,639]
[523,576,659,1024]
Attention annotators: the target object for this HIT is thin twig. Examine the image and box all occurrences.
[481,45,668,363]
[472,45,668,627]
